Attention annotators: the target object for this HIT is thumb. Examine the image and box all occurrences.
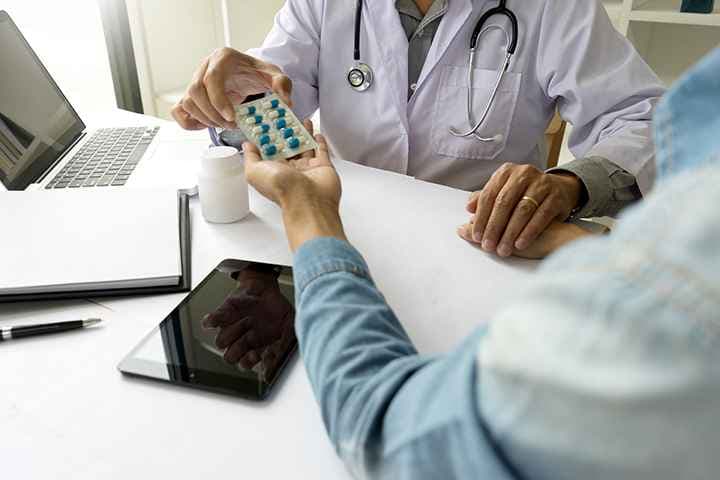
[243,142,262,166]
[271,74,293,108]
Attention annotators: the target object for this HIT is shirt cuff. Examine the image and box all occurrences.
[548,157,617,219]
[293,237,373,295]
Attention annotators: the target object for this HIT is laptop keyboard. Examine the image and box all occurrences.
[45,127,160,189]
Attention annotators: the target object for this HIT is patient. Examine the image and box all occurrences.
[234,48,720,479]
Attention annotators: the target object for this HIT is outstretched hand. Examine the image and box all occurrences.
[244,120,346,251]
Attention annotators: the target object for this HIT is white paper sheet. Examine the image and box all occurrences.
[0,188,181,293]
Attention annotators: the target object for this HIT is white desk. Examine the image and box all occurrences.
[0,110,538,479]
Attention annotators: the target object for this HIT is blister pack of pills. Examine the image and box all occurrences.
[234,93,317,160]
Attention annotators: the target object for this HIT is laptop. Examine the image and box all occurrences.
[0,10,202,192]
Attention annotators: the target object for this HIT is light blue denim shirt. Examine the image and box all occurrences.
[292,47,720,479]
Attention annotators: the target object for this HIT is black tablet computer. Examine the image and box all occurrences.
[118,259,297,401]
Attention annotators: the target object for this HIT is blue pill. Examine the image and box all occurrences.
[255,124,270,134]
[263,144,278,156]
[270,99,280,108]
[287,137,300,149]
[281,128,294,139]
[276,108,286,118]
[254,115,263,124]
[259,134,271,145]
[247,105,256,115]
[275,119,287,129]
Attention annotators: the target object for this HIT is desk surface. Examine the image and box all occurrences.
[0,110,537,479]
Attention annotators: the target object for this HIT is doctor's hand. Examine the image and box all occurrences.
[243,121,347,252]
[171,47,293,130]
[466,163,583,257]
[458,220,590,259]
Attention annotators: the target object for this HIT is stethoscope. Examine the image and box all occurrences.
[347,0,373,92]
[347,0,519,144]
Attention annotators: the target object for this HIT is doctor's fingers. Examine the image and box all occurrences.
[496,186,553,257]
[270,73,293,108]
[178,96,221,129]
[477,165,546,253]
[207,51,293,118]
[470,165,516,243]
[189,55,235,124]
[171,103,206,130]
[514,194,567,252]
[466,191,481,214]
[186,66,236,129]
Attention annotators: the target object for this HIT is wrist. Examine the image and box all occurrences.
[551,172,584,211]
[280,192,346,252]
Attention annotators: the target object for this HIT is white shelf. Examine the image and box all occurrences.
[128,0,285,119]
[629,0,720,26]
[603,0,625,29]
[603,0,624,14]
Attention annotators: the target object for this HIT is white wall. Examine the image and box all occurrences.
[224,0,286,52]
[128,0,285,120]
[2,0,117,115]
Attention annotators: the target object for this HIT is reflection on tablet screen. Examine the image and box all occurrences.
[120,259,297,401]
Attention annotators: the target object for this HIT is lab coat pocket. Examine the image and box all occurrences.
[432,66,521,160]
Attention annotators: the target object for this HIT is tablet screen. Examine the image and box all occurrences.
[118,259,297,400]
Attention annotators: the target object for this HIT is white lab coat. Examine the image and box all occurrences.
[249,0,664,192]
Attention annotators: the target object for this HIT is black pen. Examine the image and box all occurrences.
[0,318,102,341]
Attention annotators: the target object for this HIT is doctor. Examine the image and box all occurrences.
[172,0,664,257]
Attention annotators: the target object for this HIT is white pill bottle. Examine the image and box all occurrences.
[198,146,250,223]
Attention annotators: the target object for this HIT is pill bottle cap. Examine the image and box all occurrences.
[202,146,242,175]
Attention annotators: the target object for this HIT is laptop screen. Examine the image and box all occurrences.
[0,11,85,190]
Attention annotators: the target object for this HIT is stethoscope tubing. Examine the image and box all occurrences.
[451,2,519,142]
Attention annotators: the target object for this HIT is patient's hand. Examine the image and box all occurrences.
[458,221,592,259]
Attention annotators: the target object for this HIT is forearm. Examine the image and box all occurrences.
[293,239,514,479]
[280,193,346,252]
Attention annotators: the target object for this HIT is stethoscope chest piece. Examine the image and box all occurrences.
[348,62,373,92]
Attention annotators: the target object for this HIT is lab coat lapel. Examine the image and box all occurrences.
[415,0,475,91]
[364,0,410,133]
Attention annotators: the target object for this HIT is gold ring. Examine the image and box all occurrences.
[520,195,540,209]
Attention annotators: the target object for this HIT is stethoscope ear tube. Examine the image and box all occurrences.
[470,4,518,55]
[348,0,374,92]
[451,0,519,141]
[504,9,519,54]
[353,0,363,61]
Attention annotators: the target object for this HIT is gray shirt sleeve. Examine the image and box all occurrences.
[548,156,643,218]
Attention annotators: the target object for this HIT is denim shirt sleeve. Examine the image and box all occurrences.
[292,47,720,480]
[293,238,517,480]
